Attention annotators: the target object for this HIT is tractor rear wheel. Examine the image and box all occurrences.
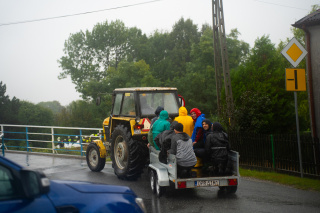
[111,125,148,180]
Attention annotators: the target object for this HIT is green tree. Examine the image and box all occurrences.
[0,81,20,124]
[231,35,296,133]
[175,27,216,117]
[55,100,107,128]
[37,101,64,115]
[107,60,157,88]
[58,20,148,99]
[146,31,172,84]
[175,27,249,119]
[78,60,157,100]
[168,18,201,79]
[227,29,250,70]
[18,101,54,126]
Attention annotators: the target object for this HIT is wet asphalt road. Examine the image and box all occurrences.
[3,152,320,213]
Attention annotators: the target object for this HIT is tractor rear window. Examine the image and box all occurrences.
[139,93,179,115]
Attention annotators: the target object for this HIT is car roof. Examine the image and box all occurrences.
[0,156,23,171]
[114,87,177,92]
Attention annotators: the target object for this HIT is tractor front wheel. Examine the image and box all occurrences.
[86,143,106,172]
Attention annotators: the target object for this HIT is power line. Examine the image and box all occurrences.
[1,0,312,27]
[254,0,309,11]
[0,0,163,27]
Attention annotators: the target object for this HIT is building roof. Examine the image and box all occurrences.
[292,9,320,29]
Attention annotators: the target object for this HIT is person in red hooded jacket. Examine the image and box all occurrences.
[190,108,205,144]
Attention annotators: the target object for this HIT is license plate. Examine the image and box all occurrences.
[134,129,141,134]
[196,180,219,187]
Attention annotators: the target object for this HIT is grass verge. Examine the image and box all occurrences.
[240,167,320,192]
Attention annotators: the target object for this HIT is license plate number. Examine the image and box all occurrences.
[196,180,219,187]
[134,129,141,134]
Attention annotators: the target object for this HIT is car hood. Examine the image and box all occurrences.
[50,180,135,194]
[46,180,140,212]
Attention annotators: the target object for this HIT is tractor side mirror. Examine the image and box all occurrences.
[178,95,185,107]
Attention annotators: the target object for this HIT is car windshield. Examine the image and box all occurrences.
[139,92,179,116]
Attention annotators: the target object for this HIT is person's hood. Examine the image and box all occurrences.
[212,122,224,133]
[159,110,169,120]
[190,108,201,121]
[170,121,178,130]
[177,132,190,142]
[202,119,212,126]
[179,106,188,116]
[202,119,212,133]
[154,106,164,116]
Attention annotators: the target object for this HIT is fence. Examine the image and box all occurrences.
[0,124,103,157]
[1,124,320,179]
[229,132,320,178]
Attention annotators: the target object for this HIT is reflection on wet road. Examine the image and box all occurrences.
[3,152,320,213]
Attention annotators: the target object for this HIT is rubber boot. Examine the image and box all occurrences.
[191,168,202,177]
[194,157,203,168]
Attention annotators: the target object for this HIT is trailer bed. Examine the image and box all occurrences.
[148,146,240,196]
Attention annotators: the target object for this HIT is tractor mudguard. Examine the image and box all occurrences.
[93,140,106,158]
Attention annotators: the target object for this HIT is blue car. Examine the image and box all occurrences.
[0,156,146,213]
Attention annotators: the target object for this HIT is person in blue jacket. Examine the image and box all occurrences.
[190,108,206,144]
[190,108,206,158]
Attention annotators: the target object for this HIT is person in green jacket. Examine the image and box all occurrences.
[152,110,171,150]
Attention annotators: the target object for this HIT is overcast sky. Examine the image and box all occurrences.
[0,0,318,106]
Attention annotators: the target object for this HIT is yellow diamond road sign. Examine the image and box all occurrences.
[281,37,307,67]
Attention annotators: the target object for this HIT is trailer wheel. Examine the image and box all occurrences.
[86,143,106,172]
[220,186,237,193]
[226,186,237,193]
[150,170,156,194]
[155,173,166,197]
[111,125,148,180]
[218,186,226,191]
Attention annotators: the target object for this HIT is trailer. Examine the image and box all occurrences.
[148,146,240,197]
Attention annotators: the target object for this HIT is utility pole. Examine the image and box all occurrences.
[212,0,234,125]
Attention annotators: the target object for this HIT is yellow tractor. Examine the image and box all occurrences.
[86,87,183,180]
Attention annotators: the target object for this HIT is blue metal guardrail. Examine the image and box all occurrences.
[0,124,103,157]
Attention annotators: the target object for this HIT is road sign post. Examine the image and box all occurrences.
[294,91,303,178]
[281,38,307,178]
